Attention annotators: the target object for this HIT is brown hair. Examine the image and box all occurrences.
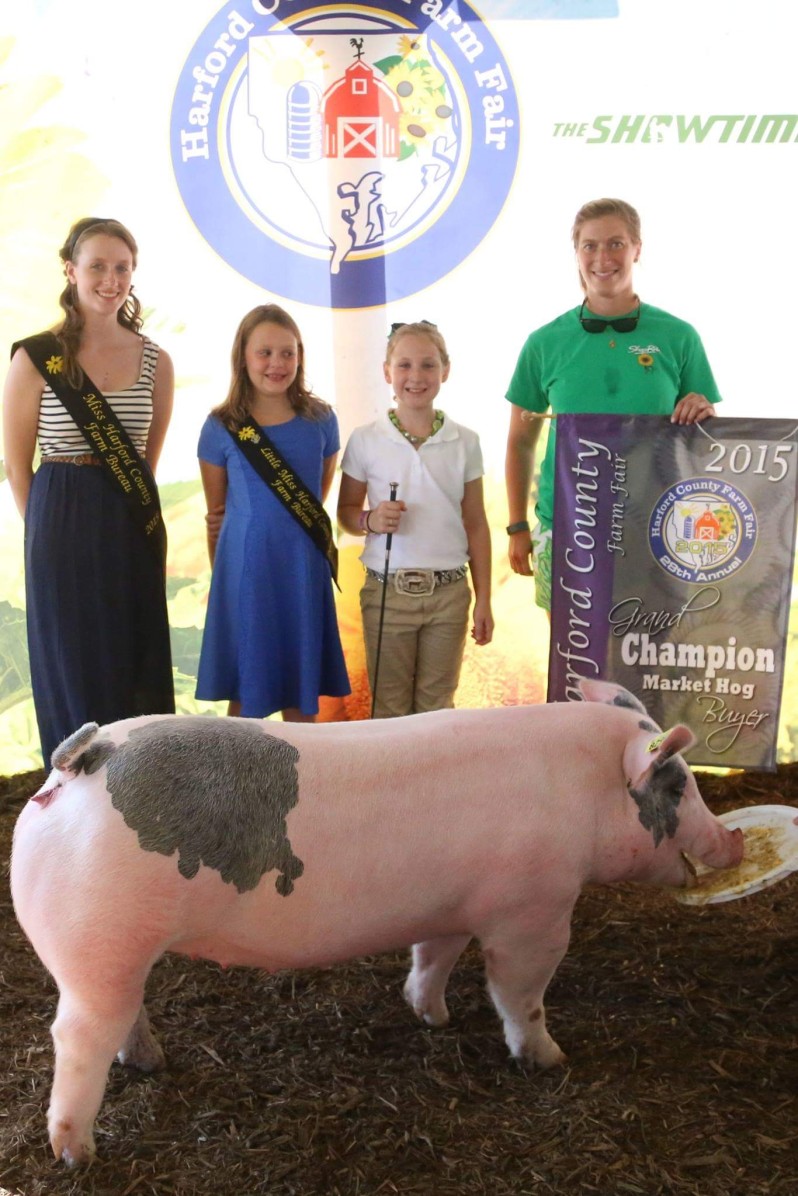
[212,304,330,429]
[571,198,642,292]
[385,321,450,367]
[56,218,143,386]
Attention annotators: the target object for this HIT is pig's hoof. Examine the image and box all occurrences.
[403,978,450,1027]
[117,1012,166,1072]
[50,1120,96,1167]
[527,1039,567,1071]
[421,1007,450,1028]
[117,1037,165,1073]
[61,1145,95,1169]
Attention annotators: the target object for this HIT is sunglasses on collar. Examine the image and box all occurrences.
[579,299,640,334]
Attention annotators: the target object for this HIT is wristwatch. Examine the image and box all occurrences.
[506,520,530,535]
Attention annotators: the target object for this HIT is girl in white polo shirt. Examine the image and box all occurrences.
[338,321,493,718]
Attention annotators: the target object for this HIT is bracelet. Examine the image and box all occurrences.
[506,520,530,535]
[364,510,375,534]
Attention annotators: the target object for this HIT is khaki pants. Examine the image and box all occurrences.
[360,574,471,718]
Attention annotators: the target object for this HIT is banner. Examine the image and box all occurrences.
[548,415,798,770]
[2,1,798,770]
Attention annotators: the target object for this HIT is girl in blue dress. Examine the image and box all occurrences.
[196,304,350,721]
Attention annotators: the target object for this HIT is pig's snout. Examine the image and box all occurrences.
[727,825,745,866]
[699,824,744,872]
[717,824,744,869]
[680,825,744,887]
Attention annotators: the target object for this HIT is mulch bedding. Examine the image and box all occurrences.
[0,765,796,1196]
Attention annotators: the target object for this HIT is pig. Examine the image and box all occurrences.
[10,680,743,1166]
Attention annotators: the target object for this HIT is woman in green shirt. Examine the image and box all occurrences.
[505,197,719,610]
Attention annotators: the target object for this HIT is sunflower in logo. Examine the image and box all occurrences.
[715,505,736,538]
[377,40,453,158]
[238,426,258,443]
[45,354,63,374]
[637,353,655,372]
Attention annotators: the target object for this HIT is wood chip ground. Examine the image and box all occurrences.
[1,765,796,1196]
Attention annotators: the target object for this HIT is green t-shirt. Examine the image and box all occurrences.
[505,302,721,528]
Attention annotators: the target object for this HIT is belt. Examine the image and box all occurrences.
[44,453,102,467]
[365,565,468,595]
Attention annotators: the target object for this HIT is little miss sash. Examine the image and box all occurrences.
[229,415,339,586]
[13,331,166,569]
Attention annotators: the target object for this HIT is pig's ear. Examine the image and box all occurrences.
[646,724,697,768]
[578,678,647,714]
[625,724,696,793]
[626,724,698,847]
[51,722,101,775]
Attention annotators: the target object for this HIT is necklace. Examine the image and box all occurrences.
[389,408,444,445]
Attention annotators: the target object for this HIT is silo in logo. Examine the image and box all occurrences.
[170,1,519,308]
[648,477,758,584]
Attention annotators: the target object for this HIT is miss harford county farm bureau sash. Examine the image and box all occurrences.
[13,331,167,570]
[229,415,339,587]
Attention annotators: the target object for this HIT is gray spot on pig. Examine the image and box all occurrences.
[103,718,304,895]
[611,690,647,714]
[628,758,687,847]
[638,720,657,734]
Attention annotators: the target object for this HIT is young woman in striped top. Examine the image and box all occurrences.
[2,217,175,763]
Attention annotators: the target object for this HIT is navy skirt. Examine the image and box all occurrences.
[25,460,175,764]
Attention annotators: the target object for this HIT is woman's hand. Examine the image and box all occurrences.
[671,392,715,425]
[368,499,407,534]
[471,596,494,646]
[508,528,535,576]
[337,475,406,536]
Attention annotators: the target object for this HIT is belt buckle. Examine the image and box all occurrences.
[394,568,435,596]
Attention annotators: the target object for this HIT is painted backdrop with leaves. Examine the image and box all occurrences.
[0,1,796,770]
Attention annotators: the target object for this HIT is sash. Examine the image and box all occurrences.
[13,332,167,569]
[227,415,339,587]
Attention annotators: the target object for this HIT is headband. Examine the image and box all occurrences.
[63,217,116,262]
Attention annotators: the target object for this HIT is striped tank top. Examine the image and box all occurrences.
[37,338,159,458]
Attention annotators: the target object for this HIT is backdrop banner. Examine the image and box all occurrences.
[548,414,798,769]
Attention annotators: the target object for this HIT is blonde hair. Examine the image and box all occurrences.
[571,198,642,292]
[385,320,450,367]
[212,304,330,430]
[56,218,143,387]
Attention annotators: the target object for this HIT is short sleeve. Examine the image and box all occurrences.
[463,426,484,482]
[197,415,227,466]
[340,426,368,482]
[678,326,722,405]
[321,409,341,457]
[505,332,549,413]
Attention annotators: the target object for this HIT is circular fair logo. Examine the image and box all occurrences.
[648,477,757,584]
[170,1,519,309]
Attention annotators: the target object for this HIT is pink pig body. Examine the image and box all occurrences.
[11,682,742,1165]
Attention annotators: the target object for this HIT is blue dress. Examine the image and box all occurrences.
[196,412,350,717]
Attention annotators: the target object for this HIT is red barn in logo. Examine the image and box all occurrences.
[323,60,401,158]
[695,505,721,542]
